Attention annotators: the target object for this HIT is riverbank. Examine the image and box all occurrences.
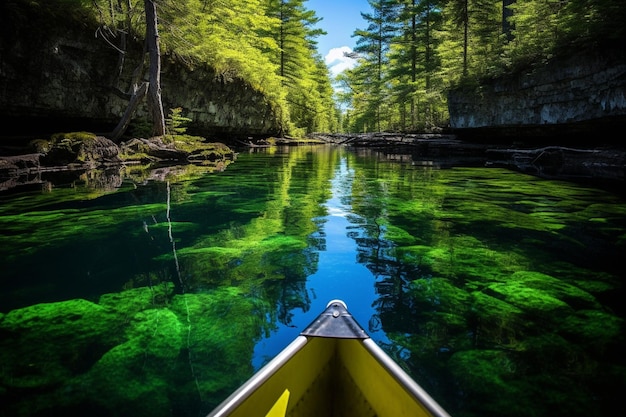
[308,132,626,191]
[2,132,624,194]
[0,134,236,193]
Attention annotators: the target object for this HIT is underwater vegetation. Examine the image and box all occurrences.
[349,164,626,417]
[0,285,270,416]
[0,147,338,416]
[0,147,624,417]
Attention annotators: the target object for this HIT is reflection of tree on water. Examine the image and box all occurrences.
[153,147,337,333]
[347,159,626,417]
[5,151,385,417]
[348,163,430,335]
[2,147,625,417]
[352,215,429,334]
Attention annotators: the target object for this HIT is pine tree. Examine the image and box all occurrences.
[388,0,444,130]
[162,0,291,132]
[352,0,400,132]
[265,0,337,134]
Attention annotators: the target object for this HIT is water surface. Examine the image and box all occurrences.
[1,145,624,417]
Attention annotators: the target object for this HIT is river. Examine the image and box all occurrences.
[1,145,624,417]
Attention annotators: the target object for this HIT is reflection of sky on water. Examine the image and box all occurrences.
[253,157,388,369]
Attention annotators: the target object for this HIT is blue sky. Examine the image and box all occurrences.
[306,0,371,76]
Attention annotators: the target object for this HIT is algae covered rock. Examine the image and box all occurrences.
[0,298,118,388]
[40,132,121,167]
[168,287,271,406]
[0,284,272,417]
[75,307,183,417]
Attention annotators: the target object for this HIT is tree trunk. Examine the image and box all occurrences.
[110,82,148,142]
[502,0,515,41]
[108,0,164,142]
[463,0,469,77]
[144,0,165,137]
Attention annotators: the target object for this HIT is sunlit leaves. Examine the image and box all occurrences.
[265,0,338,133]
[344,0,625,132]
[86,0,335,135]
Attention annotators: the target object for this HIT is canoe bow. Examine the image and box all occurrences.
[207,300,451,417]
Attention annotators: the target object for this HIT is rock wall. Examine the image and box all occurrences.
[447,44,626,142]
[0,12,280,141]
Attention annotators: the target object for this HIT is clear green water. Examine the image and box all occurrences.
[1,145,624,417]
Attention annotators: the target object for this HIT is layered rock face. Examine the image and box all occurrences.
[447,44,626,142]
[0,15,280,140]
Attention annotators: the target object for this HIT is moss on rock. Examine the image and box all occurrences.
[0,299,118,389]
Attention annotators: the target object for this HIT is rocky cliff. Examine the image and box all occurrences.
[447,43,626,143]
[0,9,280,142]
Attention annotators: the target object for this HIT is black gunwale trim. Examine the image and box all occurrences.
[300,300,369,339]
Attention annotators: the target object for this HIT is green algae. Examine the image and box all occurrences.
[75,307,183,416]
[411,277,471,313]
[382,223,420,245]
[449,349,518,393]
[508,271,600,309]
[0,284,269,417]
[479,271,602,322]
[560,309,624,349]
[0,201,167,262]
[447,349,549,417]
[0,148,336,414]
[346,159,625,417]
[1,147,625,417]
[159,150,329,289]
[167,288,272,407]
[98,284,175,315]
[0,299,119,389]
[486,280,571,315]
[395,235,528,284]
[470,291,528,347]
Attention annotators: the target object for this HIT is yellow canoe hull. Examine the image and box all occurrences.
[207,301,450,417]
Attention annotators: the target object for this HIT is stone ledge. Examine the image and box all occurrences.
[447,43,626,144]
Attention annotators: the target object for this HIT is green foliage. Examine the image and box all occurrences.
[158,0,340,135]
[344,0,625,132]
[17,0,624,137]
[264,0,339,134]
[83,0,338,136]
[165,107,192,138]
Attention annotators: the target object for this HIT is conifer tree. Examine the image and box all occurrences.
[352,0,400,132]
[506,0,567,61]
[388,0,444,130]
[265,0,336,134]
[436,0,502,85]
[444,0,470,77]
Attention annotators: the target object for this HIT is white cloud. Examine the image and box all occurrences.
[325,46,357,77]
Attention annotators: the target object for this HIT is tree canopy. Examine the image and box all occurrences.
[7,0,624,136]
[339,0,626,133]
[37,0,339,137]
